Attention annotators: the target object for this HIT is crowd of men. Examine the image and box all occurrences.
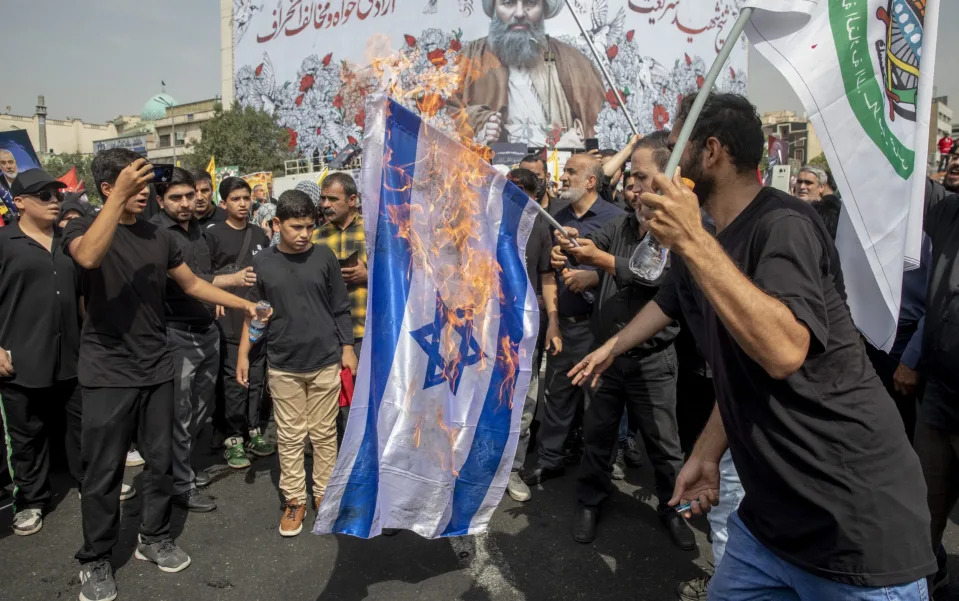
[0,91,958,601]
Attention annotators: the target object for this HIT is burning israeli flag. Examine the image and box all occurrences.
[314,95,540,538]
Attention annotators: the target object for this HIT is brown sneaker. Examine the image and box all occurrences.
[314,495,324,512]
[279,500,306,537]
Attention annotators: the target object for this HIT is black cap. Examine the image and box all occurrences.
[10,168,68,197]
[58,199,88,222]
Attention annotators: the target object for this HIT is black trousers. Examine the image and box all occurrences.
[76,382,174,563]
[0,380,83,510]
[865,337,919,443]
[534,319,594,471]
[221,340,266,440]
[577,347,682,507]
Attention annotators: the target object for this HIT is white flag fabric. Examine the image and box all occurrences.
[744,0,938,350]
[313,95,540,538]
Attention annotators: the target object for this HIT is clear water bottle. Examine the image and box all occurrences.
[249,301,272,343]
[629,232,669,281]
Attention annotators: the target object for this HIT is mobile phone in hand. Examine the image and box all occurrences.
[153,164,175,183]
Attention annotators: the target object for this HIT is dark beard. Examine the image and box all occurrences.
[487,16,547,68]
[680,147,714,207]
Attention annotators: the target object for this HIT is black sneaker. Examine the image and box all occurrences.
[134,536,192,573]
[79,560,117,601]
[611,448,626,480]
[173,488,217,513]
[622,437,643,467]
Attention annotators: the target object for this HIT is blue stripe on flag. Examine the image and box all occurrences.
[332,99,418,536]
[441,180,531,536]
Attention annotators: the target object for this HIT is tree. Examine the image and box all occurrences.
[808,152,830,174]
[186,102,293,174]
[40,152,98,204]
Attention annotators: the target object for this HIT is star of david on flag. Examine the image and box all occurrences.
[313,95,541,539]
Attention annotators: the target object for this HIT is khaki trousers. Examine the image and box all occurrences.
[268,364,341,503]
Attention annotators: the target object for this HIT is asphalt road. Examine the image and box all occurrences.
[2,440,958,601]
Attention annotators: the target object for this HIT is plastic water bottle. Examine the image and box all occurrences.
[249,301,272,343]
[629,232,669,281]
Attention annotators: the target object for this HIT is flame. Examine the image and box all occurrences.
[364,41,523,479]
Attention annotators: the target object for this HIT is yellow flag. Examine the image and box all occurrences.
[549,149,560,182]
[317,167,329,186]
[206,157,216,193]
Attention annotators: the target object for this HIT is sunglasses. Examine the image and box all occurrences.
[29,189,65,202]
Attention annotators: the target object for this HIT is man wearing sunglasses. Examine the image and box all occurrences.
[0,169,84,537]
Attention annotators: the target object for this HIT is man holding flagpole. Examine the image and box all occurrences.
[571,92,934,600]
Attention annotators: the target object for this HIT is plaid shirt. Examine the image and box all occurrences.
[312,213,367,340]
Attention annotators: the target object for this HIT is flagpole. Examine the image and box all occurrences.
[664,7,755,176]
[564,0,639,137]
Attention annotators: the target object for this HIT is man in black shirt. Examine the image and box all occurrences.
[505,168,562,503]
[571,94,934,599]
[523,153,623,487]
[238,190,354,538]
[0,169,83,537]
[206,177,273,470]
[193,170,227,229]
[914,161,959,593]
[150,168,255,513]
[519,154,554,211]
[64,149,258,601]
[556,133,691,550]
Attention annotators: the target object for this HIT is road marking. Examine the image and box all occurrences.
[451,533,525,600]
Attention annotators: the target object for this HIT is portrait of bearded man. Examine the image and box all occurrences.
[456,0,606,148]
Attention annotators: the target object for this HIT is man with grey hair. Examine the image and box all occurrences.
[523,153,623,490]
[795,165,826,203]
[458,0,605,147]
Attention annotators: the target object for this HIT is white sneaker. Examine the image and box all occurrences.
[507,471,531,502]
[12,507,42,536]
[126,449,145,467]
[78,484,136,501]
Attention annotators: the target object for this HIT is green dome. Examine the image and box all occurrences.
[141,93,178,120]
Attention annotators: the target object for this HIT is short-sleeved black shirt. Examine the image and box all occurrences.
[63,216,184,387]
[654,188,934,586]
[553,197,624,317]
[251,245,353,373]
[205,221,270,342]
[150,212,215,327]
[198,204,228,229]
[524,214,552,294]
[0,223,80,388]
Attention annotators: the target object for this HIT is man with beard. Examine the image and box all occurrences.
[0,149,20,224]
[193,170,227,228]
[519,153,554,210]
[312,173,367,439]
[794,165,825,203]
[523,153,623,488]
[914,144,959,595]
[458,0,606,147]
[150,168,256,513]
[571,93,934,600]
[552,133,692,550]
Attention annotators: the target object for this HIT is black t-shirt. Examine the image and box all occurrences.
[0,224,80,388]
[63,216,184,387]
[205,221,270,342]
[251,245,353,373]
[654,188,934,586]
[198,205,228,229]
[524,214,552,294]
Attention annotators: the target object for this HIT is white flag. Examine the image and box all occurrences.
[744,0,939,350]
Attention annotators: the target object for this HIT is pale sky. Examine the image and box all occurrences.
[0,1,955,123]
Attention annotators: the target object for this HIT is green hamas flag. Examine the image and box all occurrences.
[744,0,937,351]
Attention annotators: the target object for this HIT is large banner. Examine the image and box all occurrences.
[232,0,748,157]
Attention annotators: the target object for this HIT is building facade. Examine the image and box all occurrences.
[929,96,952,170]
[760,110,824,168]
[146,98,219,166]
[0,96,127,155]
